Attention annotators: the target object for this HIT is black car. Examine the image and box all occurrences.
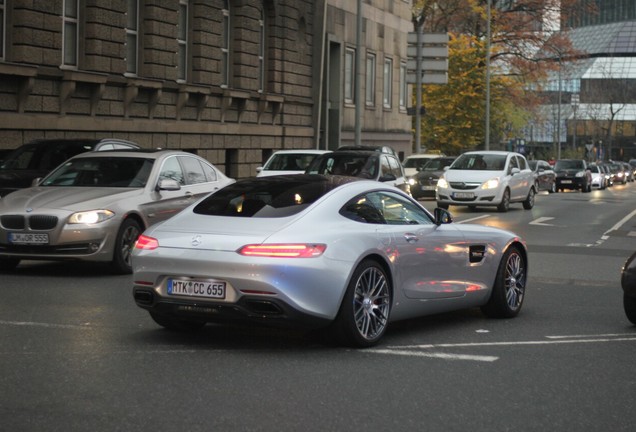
[622,251,636,324]
[554,159,592,193]
[410,156,456,199]
[306,149,410,195]
[0,138,140,196]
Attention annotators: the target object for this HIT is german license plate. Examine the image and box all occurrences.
[167,278,226,299]
[561,180,572,184]
[453,192,474,199]
[422,185,436,190]
[9,232,49,244]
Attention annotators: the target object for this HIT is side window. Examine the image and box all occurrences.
[508,155,519,173]
[159,156,185,185]
[340,192,433,225]
[387,156,402,178]
[179,156,207,185]
[379,156,391,178]
[518,156,528,170]
[201,161,218,182]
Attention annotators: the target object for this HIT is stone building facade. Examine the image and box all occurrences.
[0,0,413,178]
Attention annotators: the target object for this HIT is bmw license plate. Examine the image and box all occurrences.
[9,232,49,244]
[167,278,226,299]
[453,192,474,199]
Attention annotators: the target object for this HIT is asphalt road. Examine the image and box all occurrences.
[1,183,635,432]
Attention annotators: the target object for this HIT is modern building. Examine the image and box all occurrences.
[0,0,413,178]
[526,0,636,161]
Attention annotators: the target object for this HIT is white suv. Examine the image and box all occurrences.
[436,151,535,212]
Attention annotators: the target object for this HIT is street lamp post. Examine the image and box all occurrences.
[571,93,579,151]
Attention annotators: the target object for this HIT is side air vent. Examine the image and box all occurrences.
[469,245,486,263]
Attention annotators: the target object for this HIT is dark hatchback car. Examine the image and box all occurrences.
[410,156,456,199]
[0,138,140,196]
[554,159,592,193]
[305,149,410,195]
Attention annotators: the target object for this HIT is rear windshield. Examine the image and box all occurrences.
[193,175,342,218]
[263,153,320,171]
[306,153,378,178]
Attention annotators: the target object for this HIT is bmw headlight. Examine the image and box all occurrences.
[437,177,449,189]
[68,210,115,224]
[481,178,500,190]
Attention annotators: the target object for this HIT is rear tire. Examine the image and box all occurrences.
[332,259,391,347]
[481,245,526,318]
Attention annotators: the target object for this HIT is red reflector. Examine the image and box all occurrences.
[238,244,326,258]
[135,235,159,250]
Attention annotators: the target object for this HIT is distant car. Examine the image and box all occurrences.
[528,159,556,193]
[588,163,608,190]
[402,153,446,177]
[306,149,410,195]
[554,159,592,192]
[599,163,614,187]
[0,138,141,197]
[256,150,330,177]
[621,250,636,324]
[410,156,456,199]
[620,161,634,182]
[436,151,535,212]
[132,174,528,347]
[608,162,627,185]
[0,150,234,274]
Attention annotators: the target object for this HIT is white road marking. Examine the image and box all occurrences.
[529,217,555,226]
[0,320,91,330]
[373,334,636,362]
[367,349,499,362]
[456,215,491,224]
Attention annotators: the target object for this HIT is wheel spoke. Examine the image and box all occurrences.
[353,267,390,340]
[504,252,525,309]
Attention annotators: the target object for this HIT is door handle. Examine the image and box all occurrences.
[404,233,419,243]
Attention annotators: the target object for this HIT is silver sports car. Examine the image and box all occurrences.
[132,175,528,347]
[0,150,234,274]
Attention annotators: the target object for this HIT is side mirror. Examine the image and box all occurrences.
[156,179,181,191]
[31,177,42,187]
[434,207,453,225]
[379,173,397,182]
[511,167,520,175]
[256,166,263,173]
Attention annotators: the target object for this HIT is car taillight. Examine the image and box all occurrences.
[238,244,326,258]
[135,235,159,250]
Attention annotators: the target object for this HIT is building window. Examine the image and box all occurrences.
[258,9,265,93]
[221,1,231,88]
[125,0,139,75]
[177,0,188,82]
[366,52,376,106]
[383,57,393,109]
[344,48,355,104]
[0,0,5,60]
[62,0,79,67]
[399,61,407,109]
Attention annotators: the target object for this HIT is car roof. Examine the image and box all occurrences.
[68,149,196,160]
[269,149,330,155]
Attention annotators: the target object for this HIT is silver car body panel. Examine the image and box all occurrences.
[133,179,525,323]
